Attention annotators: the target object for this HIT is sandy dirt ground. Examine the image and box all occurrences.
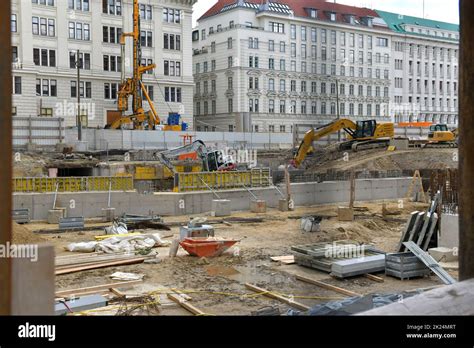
[20,200,455,316]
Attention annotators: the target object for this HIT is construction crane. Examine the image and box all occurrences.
[291,119,394,168]
[106,0,180,130]
[424,124,458,148]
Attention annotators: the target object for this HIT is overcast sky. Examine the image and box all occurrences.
[192,0,460,27]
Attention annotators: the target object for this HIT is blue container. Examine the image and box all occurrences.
[181,122,188,131]
[167,113,181,126]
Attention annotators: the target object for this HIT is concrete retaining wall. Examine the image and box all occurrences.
[439,213,459,249]
[13,177,412,221]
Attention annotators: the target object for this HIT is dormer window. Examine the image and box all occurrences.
[349,15,355,24]
[310,9,317,18]
[330,12,336,21]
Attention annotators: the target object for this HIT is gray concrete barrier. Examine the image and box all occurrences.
[13,178,412,221]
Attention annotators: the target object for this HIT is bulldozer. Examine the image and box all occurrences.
[291,119,394,168]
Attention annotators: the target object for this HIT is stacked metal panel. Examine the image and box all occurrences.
[385,252,431,280]
[58,217,85,230]
[397,191,441,252]
[291,241,386,278]
[12,208,30,224]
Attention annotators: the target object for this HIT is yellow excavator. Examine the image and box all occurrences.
[424,124,458,148]
[105,0,184,131]
[291,119,394,168]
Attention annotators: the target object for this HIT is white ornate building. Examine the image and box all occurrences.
[11,0,196,128]
[192,0,459,132]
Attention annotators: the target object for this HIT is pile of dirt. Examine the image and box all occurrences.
[12,222,46,244]
[305,148,458,173]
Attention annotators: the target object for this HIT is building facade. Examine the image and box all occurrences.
[377,10,459,125]
[192,0,459,133]
[11,0,196,129]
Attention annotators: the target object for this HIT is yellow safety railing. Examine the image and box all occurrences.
[13,176,134,193]
[174,168,271,192]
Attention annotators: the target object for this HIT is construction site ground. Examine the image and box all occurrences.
[19,200,455,316]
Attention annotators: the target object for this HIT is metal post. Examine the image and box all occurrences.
[76,49,82,141]
[459,0,474,281]
[336,78,340,142]
[0,0,12,315]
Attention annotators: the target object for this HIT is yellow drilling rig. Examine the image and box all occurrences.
[105,0,185,131]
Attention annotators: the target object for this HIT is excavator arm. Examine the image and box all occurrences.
[157,140,209,173]
[292,119,357,168]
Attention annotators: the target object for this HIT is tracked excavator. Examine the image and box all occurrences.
[291,119,394,168]
[157,140,237,173]
[424,124,458,148]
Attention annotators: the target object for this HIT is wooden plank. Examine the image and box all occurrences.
[364,274,384,283]
[55,280,142,297]
[295,275,361,297]
[109,288,126,297]
[270,255,295,264]
[172,290,192,301]
[55,257,146,275]
[167,293,206,316]
[245,283,310,311]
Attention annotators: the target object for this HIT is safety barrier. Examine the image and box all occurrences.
[13,176,134,193]
[174,168,272,192]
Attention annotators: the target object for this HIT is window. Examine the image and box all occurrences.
[70,52,91,70]
[290,101,296,114]
[290,24,296,39]
[33,48,56,67]
[376,37,389,47]
[140,58,154,74]
[280,59,285,71]
[311,28,317,42]
[269,78,275,91]
[301,26,307,41]
[165,33,182,51]
[103,55,121,72]
[32,17,55,37]
[269,58,274,70]
[11,14,17,32]
[71,81,92,98]
[280,79,286,92]
[301,101,307,114]
[68,0,90,11]
[228,99,233,112]
[280,100,286,113]
[104,83,119,99]
[103,0,122,15]
[269,22,285,33]
[228,56,233,68]
[268,40,274,51]
[103,26,122,43]
[40,108,53,117]
[227,37,233,49]
[164,87,182,102]
[269,99,275,113]
[163,8,181,23]
[69,22,90,40]
[280,41,286,53]
[32,0,55,6]
[36,79,57,97]
[14,76,21,94]
[140,31,153,47]
[140,4,153,20]
[331,30,337,45]
[321,29,327,44]
[12,46,18,63]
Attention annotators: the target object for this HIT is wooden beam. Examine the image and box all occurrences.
[296,275,361,297]
[167,293,206,315]
[245,283,310,311]
[0,0,12,316]
[364,274,384,283]
[55,280,142,297]
[459,0,474,281]
[55,257,146,275]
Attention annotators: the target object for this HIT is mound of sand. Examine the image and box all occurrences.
[12,222,46,244]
